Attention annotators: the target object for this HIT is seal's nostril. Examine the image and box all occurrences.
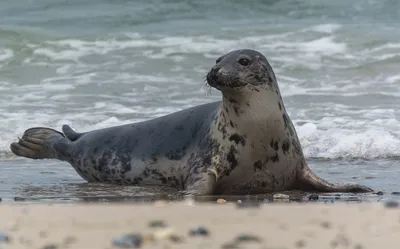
[211,66,220,80]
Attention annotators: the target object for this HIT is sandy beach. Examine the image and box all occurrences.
[0,200,398,249]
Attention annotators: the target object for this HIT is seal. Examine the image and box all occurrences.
[10,49,373,195]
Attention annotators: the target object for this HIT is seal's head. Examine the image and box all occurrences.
[206,49,277,92]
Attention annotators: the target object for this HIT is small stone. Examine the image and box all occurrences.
[295,240,306,248]
[235,234,261,243]
[112,233,143,248]
[385,201,399,208]
[0,232,10,243]
[237,200,242,204]
[375,191,384,196]
[39,231,47,238]
[63,236,77,246]
[236,201,260,209]
[221,242,240,249]
[153,228,176,240]
[169,235,183,243]
[189,226,209,236]
[308,194,319,201]
[41,244,58,249]
[149,220,167,228]
[153,200,168,207]
[391,192,400,195]
[217,199,227,204]
[14,197,26,201]
[321,221,331,229]
[273,193,289,199]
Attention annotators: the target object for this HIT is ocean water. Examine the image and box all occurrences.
[1,0,400,203]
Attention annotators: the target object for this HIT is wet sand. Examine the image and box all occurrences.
[0,201,399,249]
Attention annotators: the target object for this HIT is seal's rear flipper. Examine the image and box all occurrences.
[10,127,71,161]
[295,163,373,193]
[62,125,85,141]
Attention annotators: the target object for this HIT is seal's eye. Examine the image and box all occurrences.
[238,58,250,66]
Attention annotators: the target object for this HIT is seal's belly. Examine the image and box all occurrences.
[71,153,186,188]
[214,154,301,195]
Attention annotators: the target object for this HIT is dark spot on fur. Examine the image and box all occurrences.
[226,145,238,172]
[229,98,238,104]
[233,106,240,116]
[268,75,273,83]
[282,139,290,153]
[282,113,289,129]
[246,102,250,106]
[253,160,262,171]
[217,121,227,139]
[229,133,246,146]
[229,120,234,128]
[165,147,186,160]
[278,102,282,110]
[91,175,101,182]
[271,153,279,163]
[273,141,279,151]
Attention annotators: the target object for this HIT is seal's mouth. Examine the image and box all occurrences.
[205,67,245,90]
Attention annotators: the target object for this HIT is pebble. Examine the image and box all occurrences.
[384,200,399,208]
[273,193,289,199]
[62,236,77,246]
[41,244,58,249]
[217,199,227,204]
[189,226,209,236]
[112,233,143,248]
[149,220,167,228]
[0,232,10,243]
[374,191,384,196]
[236,201,260,209]
[153,228,176,240]
[153,200,168,207]
[221,242,240,248]
[295,240,306,248]
[235,234,261,243]
[321,221,331,229]
[308,194,319,201]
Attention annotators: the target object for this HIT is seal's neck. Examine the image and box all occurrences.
[218,89,287,138]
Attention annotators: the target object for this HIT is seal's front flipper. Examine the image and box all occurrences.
[174,169,217,196]
[10,127,71,161]
[295,163,373,193]
[62,125,85,141]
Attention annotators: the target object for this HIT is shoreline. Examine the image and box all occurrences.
[0,201,399,249]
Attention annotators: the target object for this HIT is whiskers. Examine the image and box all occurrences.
[202,75,212,96]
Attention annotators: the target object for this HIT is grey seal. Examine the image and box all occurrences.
[10,49,373,195]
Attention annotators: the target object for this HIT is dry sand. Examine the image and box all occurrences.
[0,200,399,249]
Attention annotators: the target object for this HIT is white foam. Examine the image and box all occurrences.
[308,23,342,33]
[297,122,400,159]
[0,48,14,62]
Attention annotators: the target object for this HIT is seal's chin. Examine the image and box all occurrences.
[206,73,246,90]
